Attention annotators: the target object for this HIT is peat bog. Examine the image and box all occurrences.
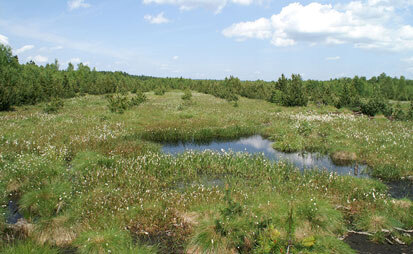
[1,91,412,253]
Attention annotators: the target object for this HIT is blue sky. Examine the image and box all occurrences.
[1,0,413,80]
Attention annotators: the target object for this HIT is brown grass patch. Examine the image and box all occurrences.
[331,151,357,166]
[35,216,77,247]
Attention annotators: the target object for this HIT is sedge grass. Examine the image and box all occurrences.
[0,92,412,253]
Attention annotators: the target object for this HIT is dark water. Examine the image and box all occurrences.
[162,135,368,177]
[386,180,413,200]
[6,200,23,224]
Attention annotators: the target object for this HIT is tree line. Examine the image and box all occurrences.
[1,44,413,119]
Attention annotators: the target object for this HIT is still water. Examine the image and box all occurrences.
[162,135,368,177]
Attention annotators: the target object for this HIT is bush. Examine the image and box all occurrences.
[225,92,238,103]
[129,91,147,107]
[0,84,16,111]
[281,74,308,107]
[0,45,19,111]
[360,96,389,116]
[190,187,257,253]
[43,97,64,114]
[106,92,146,114]
[269,89,283,104]
[392,103,406,120]
[106,94,130,114]
[338,82,360,110]
[181,89,192,101]
[154,87,166,95]
[382,104,393,117]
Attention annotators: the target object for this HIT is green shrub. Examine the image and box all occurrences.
[281,74,308,107]
[191,188,257,253]
[254,224,287,254]
[181,89,192,101]
[106,94,130,114]
[154,87,166,95]
[129,91,147,107]
[360,96,390,116]
[382,104,393,117]
[393,103,406,120]
[106,92,146,114]
[224,92,238,103]
[0,83,17,111]
[269,89,283,104]
[338,82,361,110]
[43,97,64,114]
[0,45,19,111]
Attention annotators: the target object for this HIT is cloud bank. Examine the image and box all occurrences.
[14,45,34,54]
[223,1,413,51]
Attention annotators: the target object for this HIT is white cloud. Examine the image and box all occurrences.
[142,0,263,13]
[144,12,170,24]
[68,0,91,10]
[222,18,271,40]
[27,55,49,64]
[0,34,8,45]
[14,45,34,54]
[173,55,179,60]
[222,1,413,51]
[325,56,341,61]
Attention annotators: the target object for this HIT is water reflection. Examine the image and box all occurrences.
[162,135,369,177]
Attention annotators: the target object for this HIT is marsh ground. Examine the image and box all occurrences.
[0,91,412,253]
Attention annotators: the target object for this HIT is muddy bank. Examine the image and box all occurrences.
[345,233,413,254]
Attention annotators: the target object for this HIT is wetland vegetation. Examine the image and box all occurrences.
[1,45,413,253]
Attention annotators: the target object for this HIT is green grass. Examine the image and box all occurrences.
[74,228,155,254]
[0,240,59,254]
[0,91,412,253]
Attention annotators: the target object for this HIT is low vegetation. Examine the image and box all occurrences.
[0,92,412,253]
